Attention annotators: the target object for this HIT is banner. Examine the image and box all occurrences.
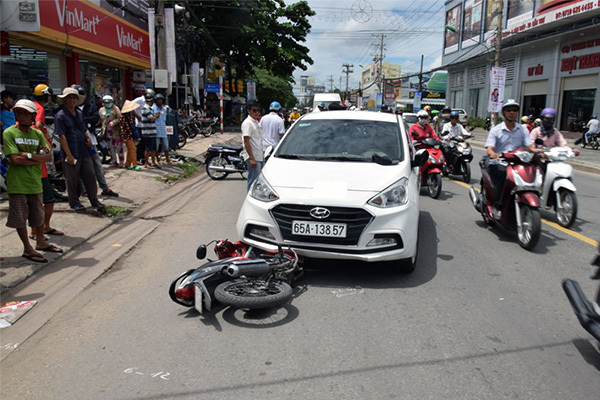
[247,81,256,101]
[462,0,483,49]
[165,8,177,83]
[488,67,507,113]
[413,91,422,112]
[506,0,534,32]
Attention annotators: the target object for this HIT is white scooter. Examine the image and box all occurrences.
[539,145,578,228]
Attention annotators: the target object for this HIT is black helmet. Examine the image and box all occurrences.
[144,88,155,100]
[71,84,86,96]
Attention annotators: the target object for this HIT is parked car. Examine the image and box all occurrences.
[236,110,425,272]
[451,108,468,124]
[402,112,418,126]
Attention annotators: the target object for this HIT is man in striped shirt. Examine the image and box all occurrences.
[139,90,160,168]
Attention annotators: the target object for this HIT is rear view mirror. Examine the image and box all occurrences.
[196,245,207,260]
[264,145,274,160]
[412,149,428,168]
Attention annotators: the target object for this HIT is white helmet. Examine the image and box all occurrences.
[13,99,37,114]
[417,110,429,118]
[102,95,114,103]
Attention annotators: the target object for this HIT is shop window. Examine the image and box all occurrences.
[80,61,123,107]
[522,95,546,118]
[560,89,596,132]
[1,45,49,98]
[451,90,463,109]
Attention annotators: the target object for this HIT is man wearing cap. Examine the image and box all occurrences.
[153,94,171,165]
[3,99,62,263]
[54,87,104,212]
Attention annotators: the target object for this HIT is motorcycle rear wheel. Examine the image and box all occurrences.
[215,279,293,309]
[427,173,442,199]
[462,162,471,183]
[202,125,213,137]
[206,155,230,180]
[517,205,541,250]
[556,188,577,228]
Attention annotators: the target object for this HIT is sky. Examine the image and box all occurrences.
[286,0,447,93]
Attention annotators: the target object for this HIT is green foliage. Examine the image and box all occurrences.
[467,117,487,128]
[255,69,297,109]
[104,205,128,218]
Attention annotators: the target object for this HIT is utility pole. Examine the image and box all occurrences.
[342,63,353,103]
[155,0,167,70]
[418,54,424,92]
[491,0,504,126]
[327,75,334,92]
[378,34,385,94]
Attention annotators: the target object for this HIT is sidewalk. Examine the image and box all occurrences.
[0,130,242,292]
[468,127,600,174]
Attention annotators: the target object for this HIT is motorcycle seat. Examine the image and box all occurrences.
[211,143,243,151]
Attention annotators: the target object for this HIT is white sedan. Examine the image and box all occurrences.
[236,110,425,272]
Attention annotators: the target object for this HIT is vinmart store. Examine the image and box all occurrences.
[0,0,150,106]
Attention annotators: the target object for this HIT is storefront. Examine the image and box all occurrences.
[1,0,150,106]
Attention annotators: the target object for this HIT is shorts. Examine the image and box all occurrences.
[156,137,169,152]
[143,136,157,151]
[6,193,44,229]
[42,177,56,204]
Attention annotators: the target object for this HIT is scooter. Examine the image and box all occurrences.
[169,239,301,313]
[197,116,219,137]
[414,138,444,199]
[562,241,600,343]
[468,147,543,250]
[441,131,474,183]
[575,128,600,150]
[205,143,247,180]
[538,145,578,228]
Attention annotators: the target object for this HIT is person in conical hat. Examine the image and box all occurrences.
[119,100,141,170]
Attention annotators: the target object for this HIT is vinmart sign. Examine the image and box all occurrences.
[37,0,150,68]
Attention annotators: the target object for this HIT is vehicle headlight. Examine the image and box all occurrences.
[368,177,409,207]
[515,151,533,163]
[250,174,279,202]
[428,155,436,163]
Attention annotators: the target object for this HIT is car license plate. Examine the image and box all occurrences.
[194,285,203,314]
[292,220,346,237]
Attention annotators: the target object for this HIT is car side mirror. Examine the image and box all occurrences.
[412,149,428,168]
[196,245,207,260]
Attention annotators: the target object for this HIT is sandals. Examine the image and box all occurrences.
[35,244,64,253]
[22,253,48,263]
[44,228,65,236]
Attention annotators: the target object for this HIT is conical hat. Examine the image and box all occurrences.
[121,100,140,114]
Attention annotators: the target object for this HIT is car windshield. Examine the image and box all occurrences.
[275,119,403,164]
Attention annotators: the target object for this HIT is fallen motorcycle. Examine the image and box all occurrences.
[169,239,301,313]
[562,241,600,343]
[205,143,247,180]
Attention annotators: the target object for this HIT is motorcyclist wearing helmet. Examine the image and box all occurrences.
[313,102,326,113]
[409,110,440,149]
[289,107,301,124]
[423,105,432,119]
[259,101,286,150]
[521,115,533,132]
[441,110,469,139]
[484,99,539,217]
[434,107,451,134]
[529,107,567,149]
[585,114,599,144]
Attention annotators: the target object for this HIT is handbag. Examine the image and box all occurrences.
[131,123,140,140]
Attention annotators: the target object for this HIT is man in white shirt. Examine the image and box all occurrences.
[260,101,285,151]
[241,101,264,191]
[585,114,599,144]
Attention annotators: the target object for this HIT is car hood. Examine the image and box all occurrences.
[263,157,407,201]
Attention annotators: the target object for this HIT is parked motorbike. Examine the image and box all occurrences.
[197,116,219,137]
[538,145,578,228]
[469,147,543,250]
[485,117,491,131]
[413,138,444,199]
[562,241,600,343]
[94,127,110,164]
[169,239,301,313]
[176,123,188,149]
[205,143,247,180]
[441,131,474,183]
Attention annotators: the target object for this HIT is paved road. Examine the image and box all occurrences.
[1,159,599,399]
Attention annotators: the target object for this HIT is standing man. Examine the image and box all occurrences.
[139,89,160,168]
[30,84,64,239]
[1,90,16,143]
[54,87,104,212]
[484,99,538,218]
[4,100,61,263]
[153,94,171,165]
[260,101,285,151]
[241,101,264,191]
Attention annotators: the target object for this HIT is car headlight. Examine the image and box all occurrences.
[250,174,279,202]
[368,177,409,207]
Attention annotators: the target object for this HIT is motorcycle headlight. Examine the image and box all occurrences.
[428,155,436,163]
[368,177,409,207]
[250,174,279,202]
[462,147,472,155]
[515,151,534,163]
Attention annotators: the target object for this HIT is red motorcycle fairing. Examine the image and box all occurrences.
[511,163,539,183]
[515,191,541,207]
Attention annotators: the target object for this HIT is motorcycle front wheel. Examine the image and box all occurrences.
[215,279,293,309]
[427,173,442,199]
[462,162,471,183]
[517,205,541,250]
[205,155,229,180]
[177,132,187,149]
[202,125,213,137]
[556,188,577,228]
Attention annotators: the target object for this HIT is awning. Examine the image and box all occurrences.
[399,98,446,106]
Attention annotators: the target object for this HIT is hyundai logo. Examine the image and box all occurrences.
[310,207,331,219]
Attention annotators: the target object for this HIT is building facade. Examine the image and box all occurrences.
[1,0,151,106]
[360,61,401,109]
[442,0,600,130]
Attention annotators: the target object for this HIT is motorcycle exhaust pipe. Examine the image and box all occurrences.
[468,187,482,213]
[225,259,271,277]
[208,165,240,173]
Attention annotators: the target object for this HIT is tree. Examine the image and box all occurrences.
[254,69,297,110]
[181,0,314,83]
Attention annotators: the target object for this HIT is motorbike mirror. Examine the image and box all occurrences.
[535,138,544,145]
[412,149,428,168]
[196,245,207,260]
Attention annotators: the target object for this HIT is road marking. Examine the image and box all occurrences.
[446,177,599,247]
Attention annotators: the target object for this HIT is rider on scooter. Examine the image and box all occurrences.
[484,99,539,219]
[409,110,440,148]
[530,108,568,149]
[441,110,469,139]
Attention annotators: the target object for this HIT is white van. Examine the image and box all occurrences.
[313,93,342,110]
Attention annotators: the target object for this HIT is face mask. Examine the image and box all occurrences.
[103,102,113,109]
